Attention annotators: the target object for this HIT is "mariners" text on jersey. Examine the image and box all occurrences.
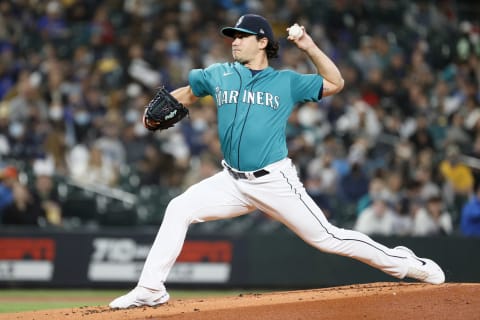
[215,88,280,109]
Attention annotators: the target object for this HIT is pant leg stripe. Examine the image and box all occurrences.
[279,171,406,260]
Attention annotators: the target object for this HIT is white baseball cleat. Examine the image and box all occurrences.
[395,246,445,285]
[109,286,170,309]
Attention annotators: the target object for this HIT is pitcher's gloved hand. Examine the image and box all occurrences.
[143,86,189,131]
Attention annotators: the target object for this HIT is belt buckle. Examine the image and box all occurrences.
[238,171,248,179]
[231,168,262,180]
[224,162,257,180]
[228,167,249,180]
[245,172,255,180]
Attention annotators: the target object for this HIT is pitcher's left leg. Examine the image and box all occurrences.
[139,170,254,289]
[110,171,256,309]
[244,161,444,283]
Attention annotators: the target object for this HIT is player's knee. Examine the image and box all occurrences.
[163,196,193,222]
[165,196,185,214]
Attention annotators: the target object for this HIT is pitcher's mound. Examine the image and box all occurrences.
[3,282,479,320]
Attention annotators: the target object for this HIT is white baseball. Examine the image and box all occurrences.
[288,24,303,39]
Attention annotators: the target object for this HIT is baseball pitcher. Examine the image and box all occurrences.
[110,14,444,309]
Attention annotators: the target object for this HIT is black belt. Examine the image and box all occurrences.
[225,165,269,180]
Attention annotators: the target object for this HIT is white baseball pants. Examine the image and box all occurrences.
[138,158,411,290]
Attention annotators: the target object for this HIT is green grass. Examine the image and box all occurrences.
[0,289,260,314]
[0,301,99,313]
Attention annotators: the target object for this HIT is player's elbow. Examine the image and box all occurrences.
[323,78,345,97]
[172,86,198,106]
[184,87,200,106]
[182,94,198,107]
[333,78,345,94]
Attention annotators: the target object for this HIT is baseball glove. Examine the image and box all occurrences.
[142,86,189,131]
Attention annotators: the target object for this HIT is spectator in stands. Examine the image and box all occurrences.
[384,170,405,207]
[82,85,108,136]
[2,182,46,226]
[93,112,126,169]
[89,5,115,48]
[412,195,453,236]
[136,143,174,187]
[339,160,369,205]
[464,98,480,138]
[306,151,339,196]
[445,112,471,152]
[29,158,62,226]
[389,178,422,236]
[409,113,436,153]
[356,177,387,216]
[460,179,480,237]
[354,191,402,236]
[0,106,10,157]
[127,43,162,89]
[182,152,221,187]
[0,45,18,101]
[466,134,480,184]
[0,0,477,232]
[390,138,415,178]
[350,35,381,80]
[7,72,49,160]
[413,164,441,201]
[304,173,334,222]
[37,1,69,41]
[411,149,441,200]
[326,96,347,129]
[439,144,474,218]
[180,101,213,158]
[336,98,381,143]
[69,144,119,187]
[0,165,19,219]
[121,122,150,165]
[407,46,435,91]
[455,21,479,62]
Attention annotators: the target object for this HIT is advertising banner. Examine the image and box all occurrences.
[0,228,478,287]
[0,229,237,287]
[0,237,55,281]
[88,238,233,283]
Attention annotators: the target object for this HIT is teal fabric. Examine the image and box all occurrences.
[189,62,323,171]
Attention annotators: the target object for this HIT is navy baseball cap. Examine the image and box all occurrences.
[221,14,274,42]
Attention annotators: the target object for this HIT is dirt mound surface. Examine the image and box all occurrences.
[2,282,479,320]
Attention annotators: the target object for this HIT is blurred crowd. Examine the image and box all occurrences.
[0,0,479,237]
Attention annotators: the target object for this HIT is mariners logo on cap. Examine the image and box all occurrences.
[235,16,244,27]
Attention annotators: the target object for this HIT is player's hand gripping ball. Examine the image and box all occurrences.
[288,24,303,39]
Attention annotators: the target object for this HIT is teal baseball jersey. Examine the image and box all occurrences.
[189,61,323,171]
